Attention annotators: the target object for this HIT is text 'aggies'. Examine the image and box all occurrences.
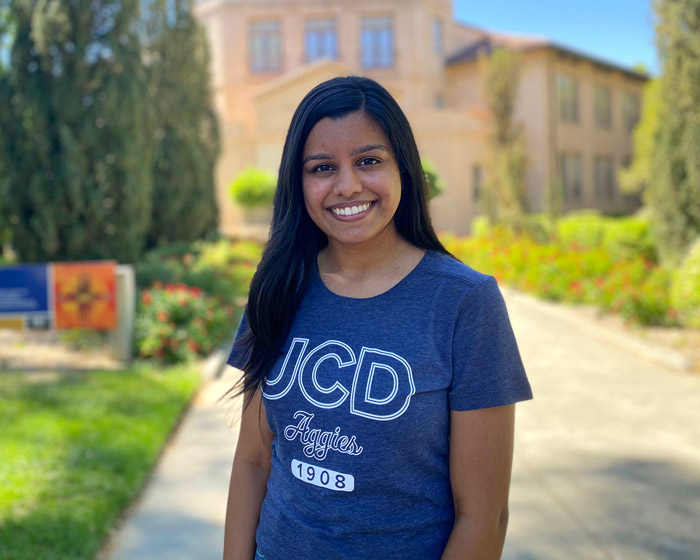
[262,339,415,421]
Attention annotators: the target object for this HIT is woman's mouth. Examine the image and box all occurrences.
[328,201,375,220]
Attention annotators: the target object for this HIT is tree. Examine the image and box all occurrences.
[618,78,660,195]
[647,0,700,266]
[481,47,528,229]
[1,0,154,263]
[143,0,220,247]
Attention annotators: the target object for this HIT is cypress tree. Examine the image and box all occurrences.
[1,0,153,263]
[647,0,700,266]
[144,0,220,248]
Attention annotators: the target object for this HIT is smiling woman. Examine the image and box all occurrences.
[223,76,533,560]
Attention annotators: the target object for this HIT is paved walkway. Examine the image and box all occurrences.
[103,291,700,560]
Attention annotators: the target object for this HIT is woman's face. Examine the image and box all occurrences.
[301,110,402,250]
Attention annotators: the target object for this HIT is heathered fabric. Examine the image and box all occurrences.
[228,250,533,560]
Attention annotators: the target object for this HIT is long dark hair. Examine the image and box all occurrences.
[231,76,451,405]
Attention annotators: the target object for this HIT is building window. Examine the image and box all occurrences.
[472,164,482,202]
[594,85,611,129]
[362,16,394,68]
[594,156,616,199]
[433,19,443,54]
[623,93,640,135]
[305,19,337,62]
[557,74,578,123]
[250,21,282,72]
[559,153,583,201]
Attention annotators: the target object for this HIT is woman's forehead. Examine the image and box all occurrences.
[303,112,390,156]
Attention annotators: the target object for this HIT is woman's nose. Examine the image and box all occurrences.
[333,167,363,197]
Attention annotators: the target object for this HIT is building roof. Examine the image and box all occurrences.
[446,23,649,82]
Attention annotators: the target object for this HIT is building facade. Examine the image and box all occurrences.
[194,0,647,237]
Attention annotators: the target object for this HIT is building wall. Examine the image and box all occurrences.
[194,0,645,238]
[552,51,643,214]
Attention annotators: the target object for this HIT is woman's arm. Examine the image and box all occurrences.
[223,387,274,560]
[441,404,516,560]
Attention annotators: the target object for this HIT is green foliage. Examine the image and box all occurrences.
[671,238,700,328]
[229,167,277,208]
[0,0,154,263]
[0,364,200,560]
[421,159,444,199]
[647,0,700,266]
[144,0,221,248]
[481,47,528,228]
[135,238,261,300]
[556,211,658,262]
[0,0,221,262]
[135,282,235,362]
[619,79,660,194]
[441,220,676,327]
[133,238,261,363]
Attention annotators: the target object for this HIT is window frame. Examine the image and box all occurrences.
[557,74,579,124]
[594,85,612,129]
[304,18,338,63]
[249,20,283,73]
[361,15,395,69]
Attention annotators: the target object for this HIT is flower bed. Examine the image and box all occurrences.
[441,222,677,327]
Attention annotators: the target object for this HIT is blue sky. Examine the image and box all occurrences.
[453,0,658,75]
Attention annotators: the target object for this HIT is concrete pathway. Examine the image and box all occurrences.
[103,291,700,560]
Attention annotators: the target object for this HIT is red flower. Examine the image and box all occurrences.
[141,291,152,304]
[153,280,164,289]
[157,310,169,322]
[188,286,202,297]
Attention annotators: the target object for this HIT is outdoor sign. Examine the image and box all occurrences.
[54,262,117,329]
[0,261,117,330]
[0,264,51,329]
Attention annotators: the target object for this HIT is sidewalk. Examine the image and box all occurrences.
[102,290,700,560]
[101,368,242,560]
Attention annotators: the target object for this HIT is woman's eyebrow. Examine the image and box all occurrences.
[302,144,390,166]
[350,144,390,156]
[302,152,333,166]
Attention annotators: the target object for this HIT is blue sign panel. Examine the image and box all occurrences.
[0,264,50,314]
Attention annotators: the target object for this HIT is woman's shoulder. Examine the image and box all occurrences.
[421,250,495,292]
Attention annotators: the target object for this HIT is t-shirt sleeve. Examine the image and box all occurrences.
[226,308,251,370]
[449,276,533,411]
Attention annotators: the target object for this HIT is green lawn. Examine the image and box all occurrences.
[0,364,202,560]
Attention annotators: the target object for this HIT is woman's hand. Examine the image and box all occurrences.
[442,404,516,560]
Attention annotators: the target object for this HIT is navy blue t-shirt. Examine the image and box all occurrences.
[227,250,533,560]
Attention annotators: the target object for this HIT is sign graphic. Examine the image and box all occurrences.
[0,264,50,329]
[53,262,117,329]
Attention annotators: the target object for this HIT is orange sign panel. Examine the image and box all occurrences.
[53,262,117,329]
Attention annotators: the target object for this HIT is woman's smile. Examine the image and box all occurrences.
[328,200,376,220]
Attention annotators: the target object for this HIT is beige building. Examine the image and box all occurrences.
[194,0,647,237]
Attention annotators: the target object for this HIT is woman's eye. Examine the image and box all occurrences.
[358,157,380,166]
[312,163,333,173]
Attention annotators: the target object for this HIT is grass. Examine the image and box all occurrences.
[0,363,202,560]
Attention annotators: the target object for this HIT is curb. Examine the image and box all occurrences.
[501,287,692,373]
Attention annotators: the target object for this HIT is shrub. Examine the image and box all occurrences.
[556,211,657,262]
[228,168,276,208]
[422,159,444,200]
[135,282,237,363]
[670,238,700,328]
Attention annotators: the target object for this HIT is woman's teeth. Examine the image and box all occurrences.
[332,202,371,216]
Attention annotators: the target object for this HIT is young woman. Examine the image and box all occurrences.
[223,76,533,560]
